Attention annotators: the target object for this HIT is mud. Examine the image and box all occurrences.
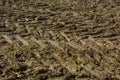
[0,0,120,80]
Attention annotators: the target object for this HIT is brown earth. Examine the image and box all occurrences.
[0,0,120,80]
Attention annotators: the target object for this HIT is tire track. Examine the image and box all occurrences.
[1,30,120,52]
[0,27,120,80]
[47,31,106,79]
[0,0,120,79]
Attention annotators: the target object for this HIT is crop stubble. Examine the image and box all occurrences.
[0,0,120,80]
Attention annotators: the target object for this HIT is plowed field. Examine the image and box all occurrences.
[0,0,120,80]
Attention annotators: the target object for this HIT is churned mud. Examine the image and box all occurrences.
[0,0,120,80]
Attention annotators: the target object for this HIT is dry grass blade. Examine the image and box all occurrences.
[48,40,63,50]
[49,31,55,36]
[53,52,78,74]
[31,37,46,48]
[105,69,120,80]
[25,25,31,33]
[15,35,29,46]
[2,35,13,44]
[104,39,120,50]
[88,36,102,46]
[67,41,83,50]
[60,32,70,41]
[80,64,102,79]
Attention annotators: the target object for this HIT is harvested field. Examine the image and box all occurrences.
[0,0,120,80]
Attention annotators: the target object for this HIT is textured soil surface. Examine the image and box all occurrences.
[0,0,120,80]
